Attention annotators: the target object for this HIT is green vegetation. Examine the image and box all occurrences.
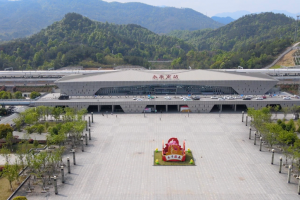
[0,124,13,139]
[0,0,222,41]
[29,91,41,99]
[0,13,193,70]
[154,151,195,166]
[247,106,300,169]
[0,106,88,194]
[168,13,300,69]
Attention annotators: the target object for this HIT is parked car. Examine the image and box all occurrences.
[211,96,218,99]
[283,96,291,100]
[235,96,243,99]
[256,97,263,100]
[262,95,267,99]
[218,98,225,101]
[133,98,136,100]
[192,96,200,100]
[243,97,251,100]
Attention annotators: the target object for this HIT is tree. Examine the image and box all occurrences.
[14,91,23,99]
[274,105,280,119]
[5,132,14,151]
[0,124,13,139]
[36,124,45,134]
[13,117,23,132]
[30,91,41,99]
[33,140,39,149]
[51,107,64,121]
[281,107,290,120]
[3,162,17,191]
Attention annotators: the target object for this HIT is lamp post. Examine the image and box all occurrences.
[89,128,91,140]
[54,176,58,194]
[254,132,257,145]
[259,137,262,151]
[85,133,88,145]
[91,112,93,123]
[271,149,275,165]
[246,116,248,126]
[249,127,251,139]
[242,111,244,122]
[288,165,292,183]
[88,116,91,127]
[70,149,76,165]
[279,157,282,173]
[81,138,84,152]
[86,120,88,131]
[67,157,71,174]
[61,166,65,183]
[298,176,300,195]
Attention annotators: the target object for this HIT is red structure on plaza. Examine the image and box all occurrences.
[162,138,186,162]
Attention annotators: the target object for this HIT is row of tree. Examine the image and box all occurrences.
[247,106,300,172]
[0,106,88,191]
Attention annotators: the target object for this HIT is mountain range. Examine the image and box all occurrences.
[0,13,194,70]
[215,10,300,19]
[0,0,222,41]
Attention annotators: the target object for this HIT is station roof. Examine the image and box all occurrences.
[56,69,278,83]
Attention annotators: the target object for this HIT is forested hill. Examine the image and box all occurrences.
[167,13,300,69]
[0,13,193,70]
[0,0,222,41]
[168,13,297,51]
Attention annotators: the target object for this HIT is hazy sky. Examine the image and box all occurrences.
[103,0,299,17]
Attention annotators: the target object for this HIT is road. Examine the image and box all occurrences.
[0,106,27,125]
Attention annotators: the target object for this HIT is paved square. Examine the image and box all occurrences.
[24,113,299,200]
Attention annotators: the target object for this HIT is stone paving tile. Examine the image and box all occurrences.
[18,113,300,200]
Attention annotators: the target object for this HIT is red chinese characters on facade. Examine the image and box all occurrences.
[152,74,179,80]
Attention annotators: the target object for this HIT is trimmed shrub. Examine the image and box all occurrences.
[13,197,28,200]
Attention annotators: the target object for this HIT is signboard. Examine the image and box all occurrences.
[153,74,178,80]
[165,154,183,161]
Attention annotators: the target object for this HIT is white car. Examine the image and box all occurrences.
[283,96,291,100]
[137,98,143,101]
[211,96,218,99]
[256,97,263,100]
[218,98,225,101]
[133,98,136,100]
[235,96,242,99]
[227,96,234,100]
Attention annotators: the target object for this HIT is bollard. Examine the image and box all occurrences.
[271,149,275,165]
[81,138,84,152]
[254,133,257,145]
[61,166,65,183]
[89,117,91,127]
[91,112,93,123]
[288,165,292,183]
[279,157,282,173]
[249,127,251,139]
[259,137,262,151]
[242,111,244,122]
[246,116,248,126]
[67,157,71,174]
[89,128,91,140]
[86,120,88,131]
[54,176,58,194]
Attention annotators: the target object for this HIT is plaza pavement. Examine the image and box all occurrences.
[17,113,299,200]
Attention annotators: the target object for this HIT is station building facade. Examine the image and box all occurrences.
[55,70,278,96]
